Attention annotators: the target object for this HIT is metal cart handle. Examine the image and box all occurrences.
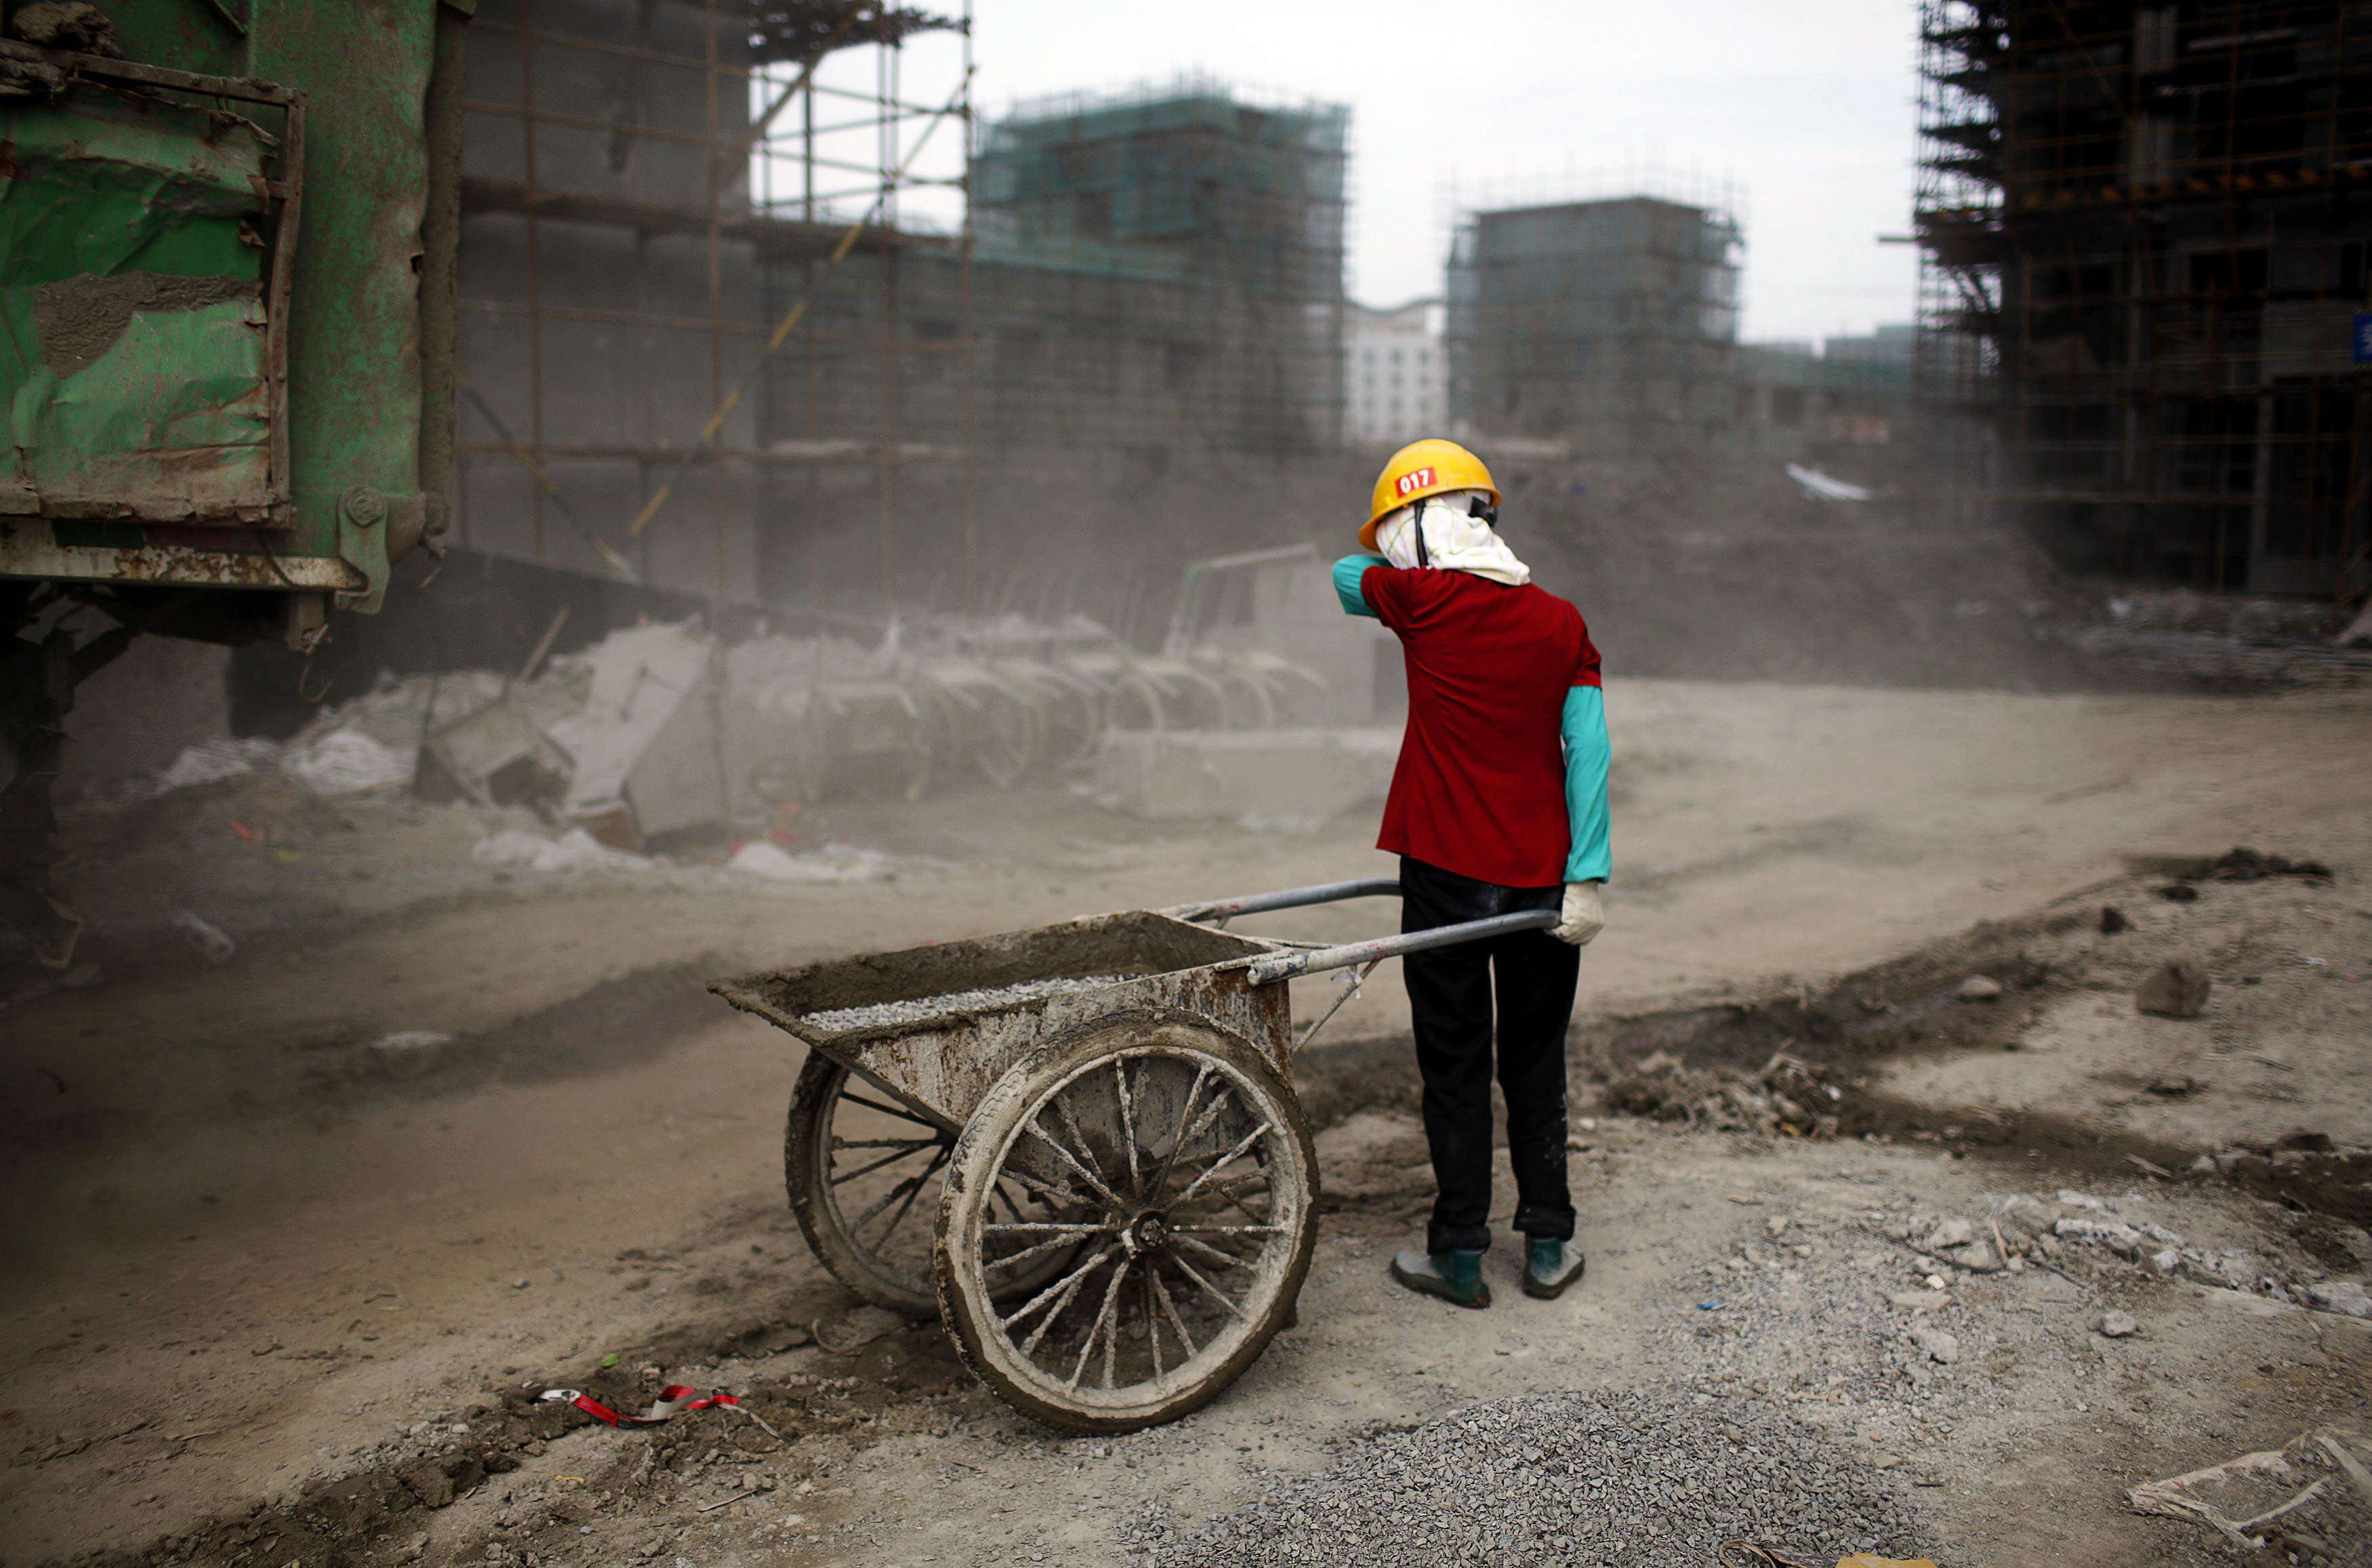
[1158,878,1402,924]
[1246,908,1561,987]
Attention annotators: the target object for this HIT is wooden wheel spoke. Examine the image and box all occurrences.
[862,1144,948,1246]
[831,1139,941,1187]
[994,1163,1078,1210]
[1171,1169,1274,1227]
[838,1089,941,1129]
[1002,1245,1113,1341]
[1113,1060,1142,1194]
[1170,1253,1248,1322]
[1171,1234,1259,1271]
[1171,1121,1273,1208]
[1067,1260,1132,1392]
[1023,1115,1125,1210]
[1142,1271,1164,1383]
[982,1222,1116,1235]
[1150,1269,1198,1359]
[1143,1062,1211,1199]
[1055,1093,1115,1194]
[848,1144,947,1240]
[1166,1084,1238,1176]
[985,1231,1092,1275]
[1170,1222,1284,1236]
[830,1136,943,1151]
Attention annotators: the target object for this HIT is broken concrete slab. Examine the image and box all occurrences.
[545,621,727,847]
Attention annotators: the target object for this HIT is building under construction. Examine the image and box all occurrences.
[1446,195,1744,457]
[1915,0,2371,596]
[448,6,1348,624]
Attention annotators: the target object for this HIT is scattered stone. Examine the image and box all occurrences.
[2196,847,2332,883]
[2097,1311,2140,1338]
[1122,1385,1925,1566]
[2098,905,2129,935]
[2301,1281,2372,1320]
[1955,975,2003,1002]
[1949,1242,2005,1275]
[2135,961,2211,1019]
[1922,1217,1975,1251]
[1906,1325,1961,1365]
[2144,1074,2202,1098]
[2157,884,2199,903]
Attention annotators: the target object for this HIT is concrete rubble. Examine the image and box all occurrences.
[112,613,1344,848]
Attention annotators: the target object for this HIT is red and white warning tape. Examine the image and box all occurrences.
[541,1384,743,1428]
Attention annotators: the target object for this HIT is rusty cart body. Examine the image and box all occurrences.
[711,880,1556,1433]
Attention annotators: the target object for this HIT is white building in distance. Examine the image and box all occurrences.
[1344,299,1447,447]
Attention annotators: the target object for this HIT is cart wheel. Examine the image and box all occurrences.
[786,1057,1079,1315]
[934,1012,1317,1433]
[973,693,1043,789]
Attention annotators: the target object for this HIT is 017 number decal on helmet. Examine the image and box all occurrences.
[1395,466,1436,497]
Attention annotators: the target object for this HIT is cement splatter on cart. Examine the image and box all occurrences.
[712,879,1554,1432]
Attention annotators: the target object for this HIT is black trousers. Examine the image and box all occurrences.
[1401,855,1580,1255]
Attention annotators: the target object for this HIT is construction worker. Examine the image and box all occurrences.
[1334,438,1610,1310]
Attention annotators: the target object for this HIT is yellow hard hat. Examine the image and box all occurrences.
[1362,438,1499,552]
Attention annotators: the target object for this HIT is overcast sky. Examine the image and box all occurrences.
[960,0,1923,347]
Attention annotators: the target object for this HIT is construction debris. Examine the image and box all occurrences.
[103,603,1335,850]
[2128,1428,2372,1552]
[2136,961,2211,1019]
[1602,1051,1843,1139]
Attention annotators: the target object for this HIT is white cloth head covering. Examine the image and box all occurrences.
[1372,487,1530,586]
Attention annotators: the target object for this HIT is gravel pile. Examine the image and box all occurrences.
[1120,1386,1925,1567]
[801,974,1131,1031]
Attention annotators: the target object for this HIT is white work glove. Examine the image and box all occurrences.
[1551,881,1605,947]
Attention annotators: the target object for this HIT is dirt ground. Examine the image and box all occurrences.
[4,674,2370,1567]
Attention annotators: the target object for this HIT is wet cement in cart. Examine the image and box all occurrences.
[798,974,1134,1032]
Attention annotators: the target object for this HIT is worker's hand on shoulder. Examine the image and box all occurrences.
[1552,880,1604,947]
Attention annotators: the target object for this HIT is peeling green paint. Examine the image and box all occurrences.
[0,90,274,521]
[0,1,453,617]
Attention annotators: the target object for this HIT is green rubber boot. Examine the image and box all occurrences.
[1390,1247,1490,1309]
[1523,1238,1587,1300]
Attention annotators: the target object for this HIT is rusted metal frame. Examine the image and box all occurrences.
[0,40,296,103]
[264,98,304,508]
[1245,909,1561,988]
[728,4,870,201]
[0,520,362,590]
[1159,878,1400,924]
[517,0,548,561]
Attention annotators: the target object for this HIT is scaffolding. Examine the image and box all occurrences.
[1446,194,1743,457]
[1914,0,2372,595]
[968,75,1351,456]
[453,0,975,604]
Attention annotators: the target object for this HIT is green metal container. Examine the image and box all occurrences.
[0,0,466,642]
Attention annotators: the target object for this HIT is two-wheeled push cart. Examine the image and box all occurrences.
[711,878,1556,1433]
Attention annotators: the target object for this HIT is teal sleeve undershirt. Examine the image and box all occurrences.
[1561,686,1612,884]
[1332,553,1385,618]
